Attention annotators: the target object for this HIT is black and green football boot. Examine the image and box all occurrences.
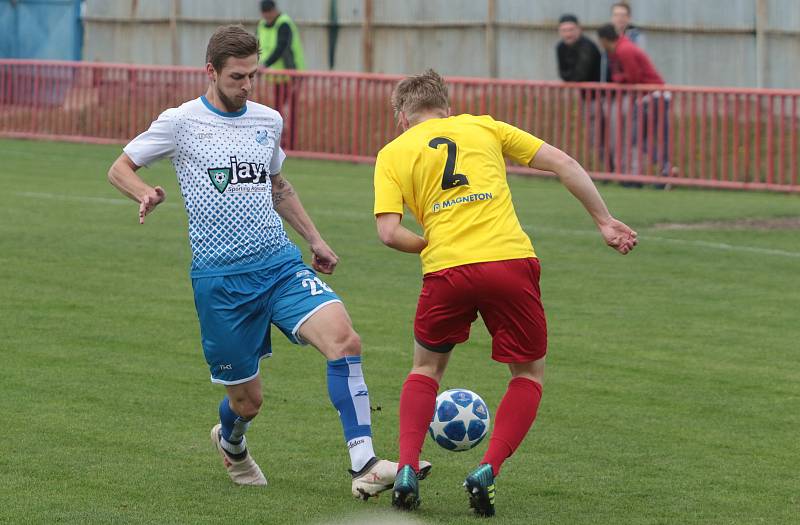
[464,463,496,517]
[391,464,420,510]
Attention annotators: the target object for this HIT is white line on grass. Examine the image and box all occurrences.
[642,236,800,259]
[524,225,800,259]
[13,190,365,216]
[14,191,180,208]
[13,192,799,259]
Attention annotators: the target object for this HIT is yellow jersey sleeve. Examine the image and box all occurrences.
[373,149,404,216]
[494,120,545,167]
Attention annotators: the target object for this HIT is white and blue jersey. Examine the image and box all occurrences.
[124,95,298,277]
[124,96,341,385]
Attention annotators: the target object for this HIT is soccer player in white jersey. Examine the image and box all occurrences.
[107,25,429,498]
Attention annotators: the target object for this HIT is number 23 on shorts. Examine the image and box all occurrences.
[302,276,333,296]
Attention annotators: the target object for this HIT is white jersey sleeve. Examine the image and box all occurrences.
[123,109,178,167]
[270,146,286,175]
[269,117,285,175]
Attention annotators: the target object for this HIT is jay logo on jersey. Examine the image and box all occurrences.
[207,156,270,194]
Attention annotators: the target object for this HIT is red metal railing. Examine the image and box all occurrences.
[1,59,798,192]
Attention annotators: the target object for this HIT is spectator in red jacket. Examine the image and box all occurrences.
[601,2,647,82]
[598,24,663,85]
[598,24,670,185]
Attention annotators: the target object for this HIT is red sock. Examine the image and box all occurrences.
[481,377,543,477]
[398,373,439,472]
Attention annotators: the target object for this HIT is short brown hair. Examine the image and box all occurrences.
[611,2,631,15]
[205,25,259,72]
[391,69,449,120]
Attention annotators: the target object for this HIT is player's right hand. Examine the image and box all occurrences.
[599,218,638,255]
[139,186,166,224]
[310,239,339,274]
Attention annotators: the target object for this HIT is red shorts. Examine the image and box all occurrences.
[414,258,547,363]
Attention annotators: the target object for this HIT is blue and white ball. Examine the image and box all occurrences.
[428,389,491,451]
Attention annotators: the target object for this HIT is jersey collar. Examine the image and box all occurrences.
[200,95,247,118]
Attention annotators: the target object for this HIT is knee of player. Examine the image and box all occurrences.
[239,400,262,420]
[231,394,263,419]
[332,329,362,358]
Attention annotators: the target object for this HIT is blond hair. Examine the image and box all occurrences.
[391,69,449,121]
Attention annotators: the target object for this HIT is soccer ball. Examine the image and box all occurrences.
[428,389,491,451]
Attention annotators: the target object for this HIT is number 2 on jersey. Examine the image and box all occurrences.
[428,137,469,190]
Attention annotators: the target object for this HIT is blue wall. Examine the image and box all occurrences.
[0,0,83,60]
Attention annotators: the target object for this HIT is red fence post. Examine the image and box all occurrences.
[766,95,774,185]
[792,96,798,187]
[755,94,763,184]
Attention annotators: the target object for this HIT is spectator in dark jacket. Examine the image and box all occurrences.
[556,14,602,84]
[556,14,605,160]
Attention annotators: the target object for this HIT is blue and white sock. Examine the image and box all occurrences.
[219,396,251,459]
[327,356,375,472]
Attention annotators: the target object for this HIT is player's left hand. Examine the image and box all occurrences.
[310,240,339,274]
[599,218,638,255]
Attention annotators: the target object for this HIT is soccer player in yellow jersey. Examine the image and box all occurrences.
[373,70,638,516]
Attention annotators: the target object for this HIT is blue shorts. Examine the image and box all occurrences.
[192,256,341,385]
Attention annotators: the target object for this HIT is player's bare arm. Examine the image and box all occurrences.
[107,152,166,224]
[530,143,638,255]
[375,213,427,254]
[270,172,339,274]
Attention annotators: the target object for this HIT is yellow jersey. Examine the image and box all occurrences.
[373,114,545,274]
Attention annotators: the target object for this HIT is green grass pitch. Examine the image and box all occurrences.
[0,138,798,524]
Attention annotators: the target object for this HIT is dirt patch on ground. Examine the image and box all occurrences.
[653,217,800,231]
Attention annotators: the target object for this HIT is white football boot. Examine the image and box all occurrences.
[351,457,432,500]
[210,424,267,486]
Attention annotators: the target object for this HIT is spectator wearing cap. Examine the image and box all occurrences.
[257,0,305,149]
[556,14,605,160]
[257,0,305,71]
[556,14,602,85]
